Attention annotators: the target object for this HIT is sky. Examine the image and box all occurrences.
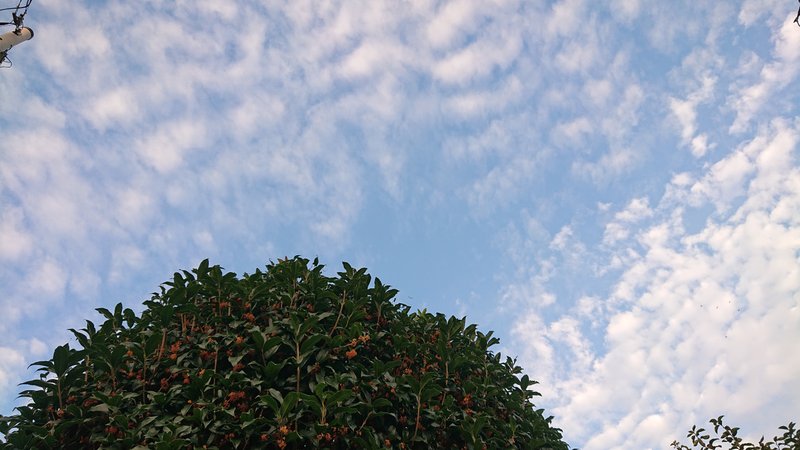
[1,0,799,448]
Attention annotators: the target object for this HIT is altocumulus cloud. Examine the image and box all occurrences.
[503,12,800,450]
[1,1,799,449]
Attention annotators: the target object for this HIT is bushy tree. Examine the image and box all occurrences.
[672,416,799,450]
[0,257,570,449]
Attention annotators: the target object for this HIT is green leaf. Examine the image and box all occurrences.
[95,307,113,321]
[262,336,283,357]
[262,361,285,381]
[196,258,210,277]
[228,354,244,368]
[372,398,392,409]
[300,334,325,356]
[89,403,109,414]
[52,344,71,377]
[268,388,284,404]
[327,389,352,405]
[259,394,279,413]
[298,392,321,415]
[145,332,161,356]
[279,392,299,418]
[298,317,319,337]
[19,379,55,390]
[250,329,265,350]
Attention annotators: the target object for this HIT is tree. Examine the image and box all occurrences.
[0,257,571,449]
[671,416,799,450]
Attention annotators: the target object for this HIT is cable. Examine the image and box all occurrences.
[0,0,32,13]
[0,0,31,29]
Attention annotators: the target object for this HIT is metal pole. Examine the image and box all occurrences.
[0,26,33,53]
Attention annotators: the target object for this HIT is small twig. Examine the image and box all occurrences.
[328,291,347,337]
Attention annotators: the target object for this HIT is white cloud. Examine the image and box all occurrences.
[601,83,644,142]
[136,120,208,173]
[508,120,800,449]
[444,76,524,118]
[572,145,638,183]
[25,258,67,300]
[690,134,710,157]
[603,197,654,245]
[582,78,613,107]
[668,73,716,157]
[432,23,522,85]
[0,208,34,261]
[467,153,540,212]
[738,0,786,27]
[228,94,286,140]
[570,79,645,183]
[444,117,517,162]
[554,33,600,74]
[84,87,140,131]
[338,39,409,80]
[688,143,755,211]
[669,97,697,139]
[545,0,586,39]
[644,2,708,53]
[615,197,653,223]
[425,0,483,50]
[192,0,241,21]
[114,187,155,231]
[68,268,102,300]
[0,348,25,393]
[33,14,111,76]
[609,0,641,23]
[108,245,147,285]
[193,230,216,253]
[552,117,593,148]
[27,339,48,356]
[500,259,556,310]
[729,18,800,133]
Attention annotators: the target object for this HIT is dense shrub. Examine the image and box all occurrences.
[0,257,570,449]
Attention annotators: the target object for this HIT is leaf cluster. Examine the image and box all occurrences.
[0,257,570,449]
[672,416,799,450]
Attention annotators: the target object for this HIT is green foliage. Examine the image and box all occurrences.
[671,416,799,450]
[0,257,571,449]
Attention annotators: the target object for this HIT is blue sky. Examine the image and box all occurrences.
[1,0,799,448]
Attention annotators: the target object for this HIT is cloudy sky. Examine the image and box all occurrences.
[1,0,799,448]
